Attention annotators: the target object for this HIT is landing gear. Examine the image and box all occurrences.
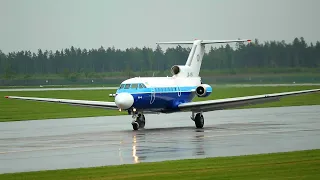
[131,112,145,130]
[191,112,204,128]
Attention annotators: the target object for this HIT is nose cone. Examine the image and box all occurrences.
[115,93,134,110]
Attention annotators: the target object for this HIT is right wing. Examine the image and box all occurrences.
[5,96,118,109]
[178,88,320,112]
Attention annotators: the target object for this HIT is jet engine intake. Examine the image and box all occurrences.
[195,84,212,97]
[171,65,193,77]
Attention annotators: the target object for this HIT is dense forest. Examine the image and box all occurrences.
[0,37,319,79]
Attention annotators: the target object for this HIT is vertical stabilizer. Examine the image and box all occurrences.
[185,40,205,77]
[157,39,250,78]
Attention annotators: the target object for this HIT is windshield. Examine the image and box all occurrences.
[119,84,125,89]
[131,84,138,89]
[139,83,147,88]
[119,83,147,90]
[124,84,130,89]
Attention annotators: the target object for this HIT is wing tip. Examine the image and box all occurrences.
[4,96,9,98]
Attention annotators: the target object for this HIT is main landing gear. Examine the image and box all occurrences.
[131,112,145,130]
[191,112,204,128]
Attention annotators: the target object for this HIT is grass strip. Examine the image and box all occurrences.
[0,149,319,180]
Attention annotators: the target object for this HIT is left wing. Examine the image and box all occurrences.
[178,88,320,112]
[4,96,118,109]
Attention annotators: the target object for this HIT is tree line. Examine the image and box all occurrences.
[0,37,319,79]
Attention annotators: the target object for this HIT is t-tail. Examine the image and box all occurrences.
[157,39,251,77]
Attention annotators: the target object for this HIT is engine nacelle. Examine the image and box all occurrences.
[195,84,212,97]
[171,65,193,77]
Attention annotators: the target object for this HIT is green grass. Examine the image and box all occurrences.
[1,149,319,179]
[0,85,320,122]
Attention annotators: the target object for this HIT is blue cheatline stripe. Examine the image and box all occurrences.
[116,86,212,94]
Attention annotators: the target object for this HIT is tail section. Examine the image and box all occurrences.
[157,39,250,77]
[185,40,205,77]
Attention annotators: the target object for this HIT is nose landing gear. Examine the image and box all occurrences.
[131,112,145,130]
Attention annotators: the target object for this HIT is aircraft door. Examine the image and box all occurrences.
[150,87,155,104]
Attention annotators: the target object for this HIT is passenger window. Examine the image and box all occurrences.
[131,84,138,89]
[124,84,130,89]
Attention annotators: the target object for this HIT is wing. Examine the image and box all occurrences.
[4,96,118,109]
[178,88,320,112]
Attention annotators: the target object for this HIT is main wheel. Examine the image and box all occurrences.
[194,113,204,128]
[131,114,145,130]
[138,114,146,128]
[132,122,139,130]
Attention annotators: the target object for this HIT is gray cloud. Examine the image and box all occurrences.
[0,0,319,53]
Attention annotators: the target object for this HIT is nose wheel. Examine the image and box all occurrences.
[191,112,204,128]
[131,113,145,130]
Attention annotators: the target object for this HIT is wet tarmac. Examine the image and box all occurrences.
[0,105,320,174]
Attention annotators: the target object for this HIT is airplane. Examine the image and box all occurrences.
[4,39,320,130]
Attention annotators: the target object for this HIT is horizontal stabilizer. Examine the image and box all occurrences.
[156,41,195,44]
[201,39,251,44]
[156,39,251,45]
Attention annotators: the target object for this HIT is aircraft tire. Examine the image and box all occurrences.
[139,114,146,128]
[194,113,204,128]
[132,122,139,130]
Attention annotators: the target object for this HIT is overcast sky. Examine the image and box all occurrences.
[0,0,319,53]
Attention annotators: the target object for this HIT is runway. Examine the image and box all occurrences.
[0,105,320,174]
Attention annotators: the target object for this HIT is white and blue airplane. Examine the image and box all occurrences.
[5,39,320,130]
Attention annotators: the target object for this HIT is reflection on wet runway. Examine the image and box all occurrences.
[0,105,320,174]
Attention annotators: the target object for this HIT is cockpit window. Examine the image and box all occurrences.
[138,83,147,89]
[124,84,130,89]
[131,84,138,89]
[139,83,147,88]
[119,84,125,89]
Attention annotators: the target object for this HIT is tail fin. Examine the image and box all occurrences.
[157,39,251,77]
